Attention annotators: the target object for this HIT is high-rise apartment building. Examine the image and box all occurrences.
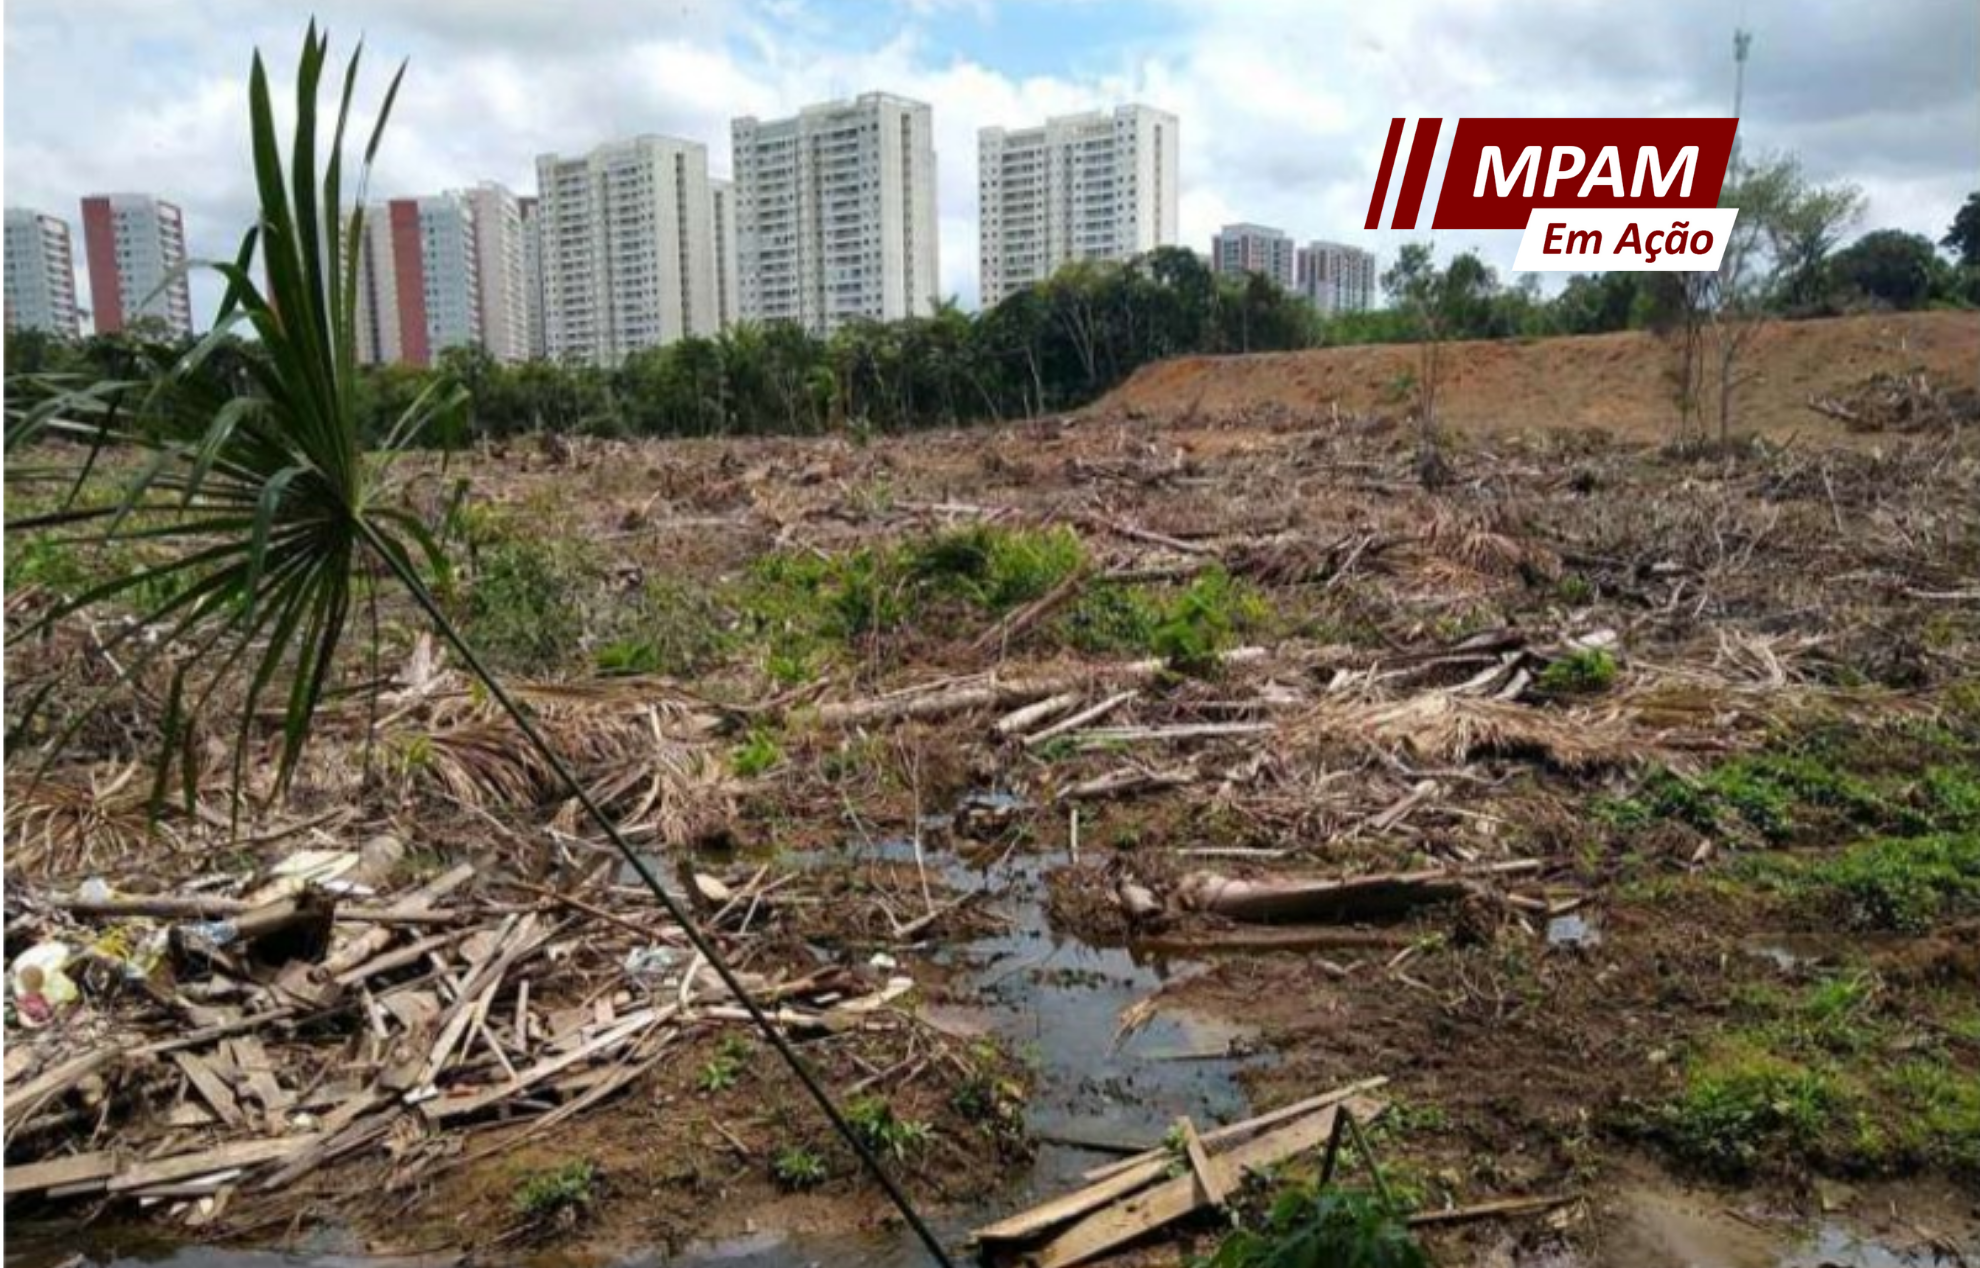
[460,182,530,364]
[4,208,82,338]
[709,178,740,332]
[535,135,719,365]
[519,195,547,360]
[355,193,482,367]
[978,105,1179,307]
[1296,241,1377,316]
[1212,223,1296,291]
[732,93,940,335]
[79,194,192,337]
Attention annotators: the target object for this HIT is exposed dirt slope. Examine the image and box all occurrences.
[1098,310,1980,440]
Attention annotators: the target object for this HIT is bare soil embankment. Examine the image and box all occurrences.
[1098,310,1980,440]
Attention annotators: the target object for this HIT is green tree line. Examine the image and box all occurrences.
[9,191,1976,445]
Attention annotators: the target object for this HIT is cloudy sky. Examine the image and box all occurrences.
[6,0,1976,325]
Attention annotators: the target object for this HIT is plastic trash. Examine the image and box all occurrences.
[10,942,79,1027]
[623,945,683,980]
[89,923,171,984]
[175,920,241,955]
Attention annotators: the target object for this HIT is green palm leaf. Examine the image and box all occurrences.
[6,27,457,807]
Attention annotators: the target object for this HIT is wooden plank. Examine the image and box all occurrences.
[172,1052,246,1129]
[257,1107,404,1193]
[4,1150,120,1197]
[1030,1096,1385,1268]
[106,1135,322,1193]
[3,1047,119,1140]
[419,1007,669,1122]
[227,1036,292,1121]
[1081,1077,1388,1183]
[317,862,476,979]
[972,1151,1180,1244]
[1176,1117,1228,1209]
[979,1084,1386,1246]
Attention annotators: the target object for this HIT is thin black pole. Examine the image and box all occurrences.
[358,521,956,1268]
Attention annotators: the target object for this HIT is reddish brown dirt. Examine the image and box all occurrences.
[1099,311,1980,441]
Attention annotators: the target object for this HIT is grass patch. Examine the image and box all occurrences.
[1595,717,1979,847]
[1059,566,1273,674]
[1648,972,1980,1179]
[455,510,599,674]
[1744,832,1980,932]
[730,729,783,778]
[734,525,1086,666]
[1653,1039,1840,1176]
[511,1159,598,1227]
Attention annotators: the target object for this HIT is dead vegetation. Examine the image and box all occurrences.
[6,327,1980,1263]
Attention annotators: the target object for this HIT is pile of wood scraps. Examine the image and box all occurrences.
[2,850,916,1222]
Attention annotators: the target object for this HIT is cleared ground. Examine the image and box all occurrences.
[6,312,1978,1266]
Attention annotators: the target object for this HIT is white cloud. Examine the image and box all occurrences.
[5,0,1973,328]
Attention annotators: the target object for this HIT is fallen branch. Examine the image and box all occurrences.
[813,648,1267,727]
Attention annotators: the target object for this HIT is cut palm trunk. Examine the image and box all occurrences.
[1168,859,1544,924]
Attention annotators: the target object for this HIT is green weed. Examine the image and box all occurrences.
[511,1159,597,1225]
[843,1096,933,1160]
[1652,1041,1839,1176]
[731,729,783,778]
[771,1145,829,1190]
[1201,1187,1428,1268]
[1755,832,1980,932]
[1536,647,1618,694]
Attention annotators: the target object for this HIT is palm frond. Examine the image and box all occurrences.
[3,29,462,811]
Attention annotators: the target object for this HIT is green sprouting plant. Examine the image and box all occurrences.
[463,531,593,672]
[512,1159,597,1224]
[1536,647,1618,694]
[697,1055,741,1093]
[844,1096,934,1160]
[696,1034,753,1092]
[1150,567,1270,675]
[594,637,662,676]
[3,533,88,593]
[731,729,783,778]
[1202,1188,1429,1268]
[902,524,1084,612]
[772,1145,829,1190]
[5,26,450,807]
[1555,574,1595,605]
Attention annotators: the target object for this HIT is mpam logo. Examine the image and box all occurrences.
[1365,118,1742,271]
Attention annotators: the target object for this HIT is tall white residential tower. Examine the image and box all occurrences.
[354,193,482,367]
[1296,241,1377,316]
[459,182,531,364]
[4,208,82,338]
[732,93,940,335]
[978,105,1178,306]
[80,194,193,337]
[535,135,720,365]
